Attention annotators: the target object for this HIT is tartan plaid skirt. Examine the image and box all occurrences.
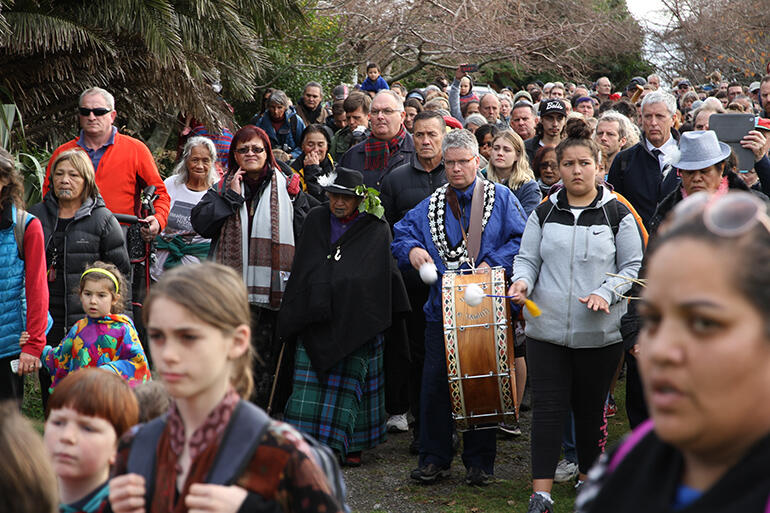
[284,335,386,455]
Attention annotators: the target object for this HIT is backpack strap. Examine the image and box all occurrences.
[205,400,272,485]
[125,414,168,506]
[602,198,622,237]
[536,201,557,230]
[14,207,31,260]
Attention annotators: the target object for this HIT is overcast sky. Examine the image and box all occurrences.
[626,0,670,28]
[626,0,673,70]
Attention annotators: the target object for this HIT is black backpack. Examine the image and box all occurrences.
[126,400,350,512]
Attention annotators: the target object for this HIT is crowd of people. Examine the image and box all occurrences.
[0,60,769,513]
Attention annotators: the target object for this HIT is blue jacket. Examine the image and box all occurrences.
[0,205,31,358]
[392,179,527,322]
[254,108,305,158]
[360,76,389,93]
[511,179,541,218]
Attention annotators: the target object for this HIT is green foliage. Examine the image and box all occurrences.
[0,100,48,207]
[233,8,353,124]
[355,185,385,219]
[0,0,307,143]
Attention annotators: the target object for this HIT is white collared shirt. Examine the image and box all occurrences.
[646,134,678,177]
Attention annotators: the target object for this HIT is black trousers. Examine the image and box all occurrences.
[527,338,623,478]
[625,352,649,429]
[0,354,24,405]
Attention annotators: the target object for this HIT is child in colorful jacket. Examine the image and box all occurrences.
[25,261,151,392]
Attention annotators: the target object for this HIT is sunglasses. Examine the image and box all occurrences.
[235,145,266,155]
[669,191,770,237]
[78,107,112,117]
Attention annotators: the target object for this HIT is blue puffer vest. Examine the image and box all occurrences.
[0,205,31,358]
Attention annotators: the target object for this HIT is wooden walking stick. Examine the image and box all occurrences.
[266,342,286,415]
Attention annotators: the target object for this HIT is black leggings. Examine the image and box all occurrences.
[527,337,623,479]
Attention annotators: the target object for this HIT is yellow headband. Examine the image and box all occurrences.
[81,268,119,294]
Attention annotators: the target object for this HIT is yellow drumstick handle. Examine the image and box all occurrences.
[524,299,541,317]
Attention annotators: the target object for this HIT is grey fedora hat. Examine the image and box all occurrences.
[674,130,731,170]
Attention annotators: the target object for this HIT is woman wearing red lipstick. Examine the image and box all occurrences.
[576,191,770,512]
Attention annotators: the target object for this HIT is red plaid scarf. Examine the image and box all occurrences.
[364,125,407,171]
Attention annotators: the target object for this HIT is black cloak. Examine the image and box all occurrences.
[278,205,410,373]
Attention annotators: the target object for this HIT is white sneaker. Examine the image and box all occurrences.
[553,459,579,483]
[386,413,409,433]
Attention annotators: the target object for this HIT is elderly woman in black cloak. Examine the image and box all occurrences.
[279,167,409,467]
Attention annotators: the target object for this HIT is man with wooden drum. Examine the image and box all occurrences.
[392,129,527,486]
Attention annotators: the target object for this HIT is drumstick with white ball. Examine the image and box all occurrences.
[463,284,542,317]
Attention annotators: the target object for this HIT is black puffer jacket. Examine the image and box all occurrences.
[29,192,131,331]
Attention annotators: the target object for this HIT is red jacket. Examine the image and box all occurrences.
[44,133,170,228]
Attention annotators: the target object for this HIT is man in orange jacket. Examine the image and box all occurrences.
[44,87,170,235]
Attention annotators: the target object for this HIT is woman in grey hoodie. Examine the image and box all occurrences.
[509,120,644,513]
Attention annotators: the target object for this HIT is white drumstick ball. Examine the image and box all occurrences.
[464,283,485,307]
[419,262,438,284]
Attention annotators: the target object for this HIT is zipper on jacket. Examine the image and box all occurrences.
[565,211,577,347]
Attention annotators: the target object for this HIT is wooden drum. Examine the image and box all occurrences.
[441,267,517,431]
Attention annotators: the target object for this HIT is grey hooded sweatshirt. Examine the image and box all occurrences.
[512,185,644,348]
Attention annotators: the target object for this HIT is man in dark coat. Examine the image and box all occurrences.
[379,110,447,452]
[340,90,415,190]
[607,90,681,230]
[280,167,410,466]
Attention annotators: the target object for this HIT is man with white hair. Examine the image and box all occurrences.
[341,90,415,189]
[646,74,660,90]
[479,93,508,130]
[607,90,680,229]
[595,77,612,102]
[392,129,526,486]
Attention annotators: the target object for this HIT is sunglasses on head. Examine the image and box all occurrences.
[669,191,770,237]
[235,145,266,155]
[78,107,112,117]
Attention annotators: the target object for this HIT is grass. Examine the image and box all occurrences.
[442,383,628,513]
[22,373,46,432]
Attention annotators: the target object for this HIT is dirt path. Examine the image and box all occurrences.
[343,413,535,513]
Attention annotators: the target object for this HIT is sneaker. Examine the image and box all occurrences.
[498,421,522,437]
[553,459,579,483]
[341,451,362,467]
[464,467,494,486]
[387,413,409,433]
[409,463,450,483]
[605,395,617,417]
[574,480,585,495]
[527,493,554,513]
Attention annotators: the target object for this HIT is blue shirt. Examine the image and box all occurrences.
[76,126,117,172]
[392,179,527,322]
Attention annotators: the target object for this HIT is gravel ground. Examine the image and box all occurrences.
[343,410,534,513]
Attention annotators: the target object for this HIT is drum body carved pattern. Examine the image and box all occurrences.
[442,267,517,431]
